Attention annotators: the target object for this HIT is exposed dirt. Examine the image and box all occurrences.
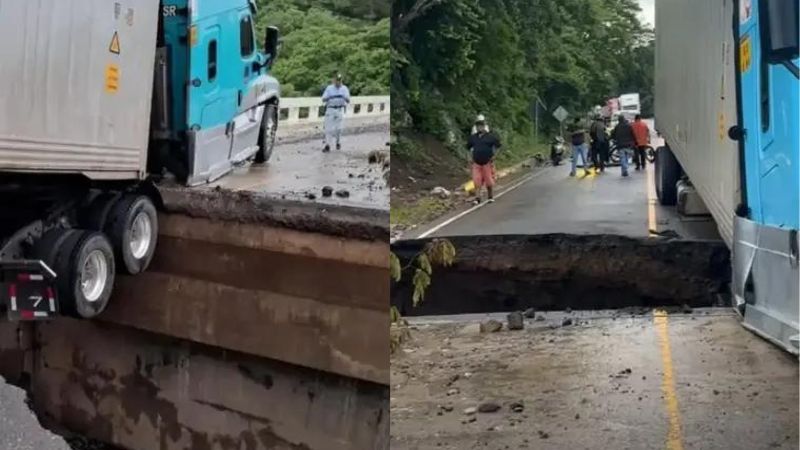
[392,234,730,315]
[391,135,468,195]
[157,186,388,241]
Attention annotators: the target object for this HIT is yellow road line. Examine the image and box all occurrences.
[647,165,657,234]
[654,309,684,450]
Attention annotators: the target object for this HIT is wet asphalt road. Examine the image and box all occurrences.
[207,126,389,211]
[426,163,721,239]
[0,377,69,450]
[419,119,719,240]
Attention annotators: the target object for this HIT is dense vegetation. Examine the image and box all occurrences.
[256,0,390,96]
[392,0,654,159]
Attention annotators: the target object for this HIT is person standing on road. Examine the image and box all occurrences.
[568,117,590,177]
[589,115,609,173]
[611,115,636,177]
[321,74,350,153]
[466,115,502,205]
[631,114,651,170]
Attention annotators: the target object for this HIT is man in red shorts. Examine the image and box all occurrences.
[466,115,502,205]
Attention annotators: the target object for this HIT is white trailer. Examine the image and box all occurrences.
[655,0,799,354]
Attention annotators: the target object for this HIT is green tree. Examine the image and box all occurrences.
[392,0,654,158]
[257,0,389,96]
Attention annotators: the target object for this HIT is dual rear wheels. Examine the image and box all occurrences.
[34,194,158,319]
[655,145,682,206]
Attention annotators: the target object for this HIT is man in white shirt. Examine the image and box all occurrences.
[321,74,350,152]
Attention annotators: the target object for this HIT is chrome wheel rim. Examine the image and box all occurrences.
[81,250,108,302]
[130,212,152,259]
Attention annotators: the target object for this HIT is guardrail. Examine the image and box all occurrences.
[279,96,390,125]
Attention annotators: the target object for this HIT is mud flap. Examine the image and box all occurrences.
[733,216,800,355]
[0,260,59,320]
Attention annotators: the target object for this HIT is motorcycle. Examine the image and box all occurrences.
[550,136,566,165]
[608,141,655,165]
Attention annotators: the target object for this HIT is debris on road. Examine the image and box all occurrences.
[562,318,573,326]
[305,192,317,200]
[535,314,546,321]
[321,186,333,197]
[390,313,799,449]
[335,189,351,198]
[368,150,388,164]
[477,402,501,413]
[430,186,451,199]
[507,311,524,330]
[523,307,536,319]
[682,304,694,314]
[480,320,503,333]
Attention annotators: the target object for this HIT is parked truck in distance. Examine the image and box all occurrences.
[655,0,798,353]
[618,93,641,120]
[0,0,281,319]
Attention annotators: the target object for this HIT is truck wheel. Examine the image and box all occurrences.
[254,103,278,164]
[655,145,680,205]
[81,192,121,231]
[106,195,158,275]
[51,230,115,318]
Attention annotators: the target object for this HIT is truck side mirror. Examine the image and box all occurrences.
[763,0,799,63]
[728,125,746,141]
[264,26,280,68]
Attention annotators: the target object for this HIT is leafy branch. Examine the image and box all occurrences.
[390,239,457,354]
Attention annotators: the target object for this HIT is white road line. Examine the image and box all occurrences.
[417,169,548,238]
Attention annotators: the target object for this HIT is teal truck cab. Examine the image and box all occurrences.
[0,0,280,319]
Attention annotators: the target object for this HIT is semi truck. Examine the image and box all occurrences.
[0,0,281,319]
[654,0,798,353]
[617,92,641,120]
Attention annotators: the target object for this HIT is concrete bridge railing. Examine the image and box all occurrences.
[277,96,390,141]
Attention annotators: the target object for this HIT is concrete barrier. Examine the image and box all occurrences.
[277,96,390,142]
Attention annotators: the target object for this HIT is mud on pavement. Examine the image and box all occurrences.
[390,310,799,450]
[392,234,730,315]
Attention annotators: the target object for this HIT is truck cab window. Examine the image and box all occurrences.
[208,39,218,81]
[240,16,254,57]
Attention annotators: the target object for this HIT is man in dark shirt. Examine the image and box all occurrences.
[568,117,590,176]
[589,115,609,173]
[611,115,636,177]
[466,115,501,204]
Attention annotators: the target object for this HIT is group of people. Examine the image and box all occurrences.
[463,112,653,205]
[568,114,651,177]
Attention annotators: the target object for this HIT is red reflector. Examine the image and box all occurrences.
[20,311,34,320]
[8,284,16,297]
[16,274,30,282]
[46,287,54,299]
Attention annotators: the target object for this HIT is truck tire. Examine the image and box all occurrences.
[254,103,278,164]
[105,195,158,275]
[80,192,121,231]
[655,145,680,206]
[31,228,74,274]
[38,229,116,318]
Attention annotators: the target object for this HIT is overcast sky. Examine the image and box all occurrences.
[638,0,655,27]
